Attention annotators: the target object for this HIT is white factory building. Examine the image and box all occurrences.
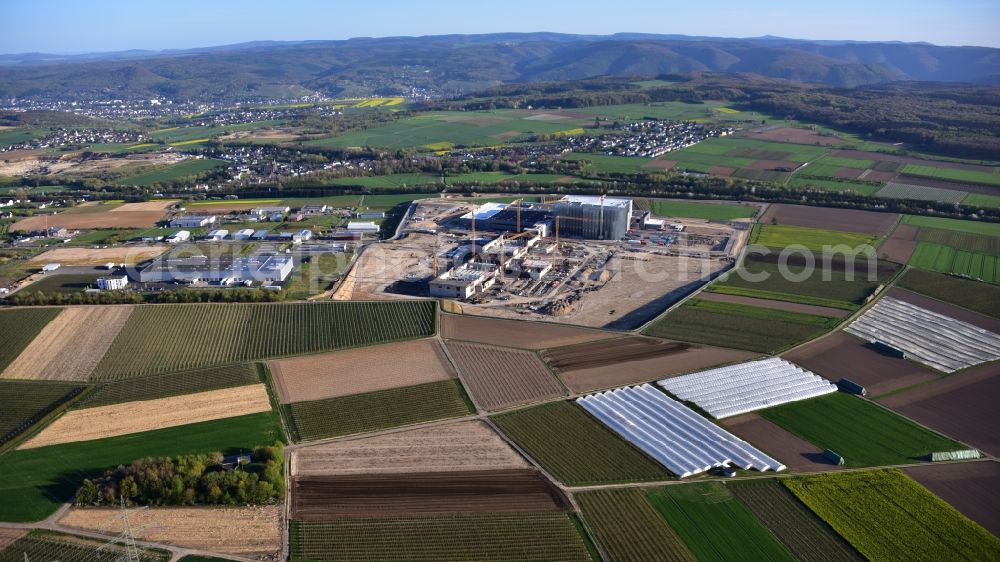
[170,215,216,228]
[138,254,295,284]
[553,195,633,240]
[166,230,191,243]
[429,262,498,299]
[97,276,129,290]
[347,221,380,233]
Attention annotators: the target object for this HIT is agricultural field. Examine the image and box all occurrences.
[963,192,1000,208]
[0,412,283,522]
[21,384,272,448]
[787,177,882,195]
[15,272,103,294]
[491,401,671,486]
[643,298,841,354]
[646,482,796,562]
[0,530,169,562]
[59,506,282,559]
[0,380,81,447]
[728,479,864,562]
[720,413,841,472]
[916,227,1000,253]
[79,363,260,408]
[283,380,473,441]
[759,204,899,236]
[901,163,1000,186]
[750,224,878,252]
[577,488,696,562]
[898,214,1000,236]
[114,158,226,186]
[445,341,566,411]
[570,100,747,121]
[12,201,171,231]
[759,392,962,467]
[648,199,758,220]
[876,182,968,203]
[27,245,170,266]
[896,267,1000,317]
[442,313,616,349]
[904,462,1000,536]
[908,242,998,283]
[291,420,528,476]
[289,514,597,562]
[91,300,437,379]
[0,308,60,372]
[291,469,570,518]
[785,470,1000,562]
[878,224,919,263]
[1,306,134,381]
[563,152,660,174]
[269,338,455,403]
[543,336,756,393]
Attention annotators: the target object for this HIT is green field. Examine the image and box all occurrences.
[875,183,967,204]
[0,412,283,522]
[283,252,352,300]
[0,128,50,148]
[646,482,795,562]
[20,272,104,294]
[0,308,61,372]
[563,152,657,174]
[644,298,840,353]
[813,155,877,169]
[149,121,284,144]
[915,227,1000,253]
[962,192,1000,209]
[759,392,961,467]
[751,224,878,252]
[728,480,864,562]
[577,488,696,562]
[785,470,1000,562]
[0,530,169,562]
[570,101,748,122]
[650,200,758,220]
[91,300,437,379]
[787,177,882,195]
[710,255,899,309]
[306,110,591,150]
[492,401,671,486]
[328,171,575,188]
[908,242,998,283]
[896,268,1000,318]
[290,514,597,562]
[0,380,81,447]
[898,215,1000,237]
[284,380,472,441]
[80,363,261,408]
[115,158,226,186]
[901,164,1000,186]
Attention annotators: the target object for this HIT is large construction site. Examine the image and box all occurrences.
[335,195,751,329]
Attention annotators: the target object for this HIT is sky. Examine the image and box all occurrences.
[3,0,999,54]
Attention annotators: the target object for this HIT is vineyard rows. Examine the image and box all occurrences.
[0,531,168,562]
[80,363,261,408]
[285,380,472,442]
[91,301,436,380]
[0,307,61,372]
[289,514,596,562]
[577,488,695,562]
[0,380,81,447]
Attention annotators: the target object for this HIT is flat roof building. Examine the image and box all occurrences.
[429,262,498,299]
[166,230,191,243]
[233,228,256,240]
[138,253,294,284]
[97,276,129,291]
[347,221,380,233]
[170,215,216,228]
[553,195,632,240]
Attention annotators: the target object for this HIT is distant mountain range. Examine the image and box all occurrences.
[1,33,998,101]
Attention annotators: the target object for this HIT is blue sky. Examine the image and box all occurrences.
[3,0,998,54]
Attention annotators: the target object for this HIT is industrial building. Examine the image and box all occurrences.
[138,253,295,284]
[206,229,229,241]
[429,262,498,299]
[97,276,129,290]
[170,215,216,228]
[552,195,632,240]
[347,221,380,233]
[166,230,190,243]
[455,202,551,236]
[232,228,255,240]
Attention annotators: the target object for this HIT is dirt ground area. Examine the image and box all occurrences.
[699,292,849,317]
[708,165,737,176]
[746,127,845,146]
[13,207,167,231]
[27,245,169,266]
[903,462,1000,536]
[554,340,758,393]
[0,158,46,175]
[269,339,456,403]
[109,200,176,212]
[0,529,26,550]
[1,305,134,381]
[441,314,617,349]
[863,170,898,183]
[878,224,919,263]
[445,341,565,411]
[834,167,865,180]
[879,363,1000,456]
[59,505,282,559]
[332,233,439,300]
[292,420,528,476]
[888,288,1000,333]
[20,384,271,448]
[647,159,677,170]
[544,336,691,371]
[748,159,800,171]
[783,331,940,397]
[221,128,301,142]
[721,413,844,472]
[291,469,570,519]
[759,203,899,236]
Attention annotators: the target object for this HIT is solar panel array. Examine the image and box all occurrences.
[657,357,838,419]
[846,297,1000,373]
[577,384,785,478]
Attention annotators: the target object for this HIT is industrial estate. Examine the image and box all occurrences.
[0,21,999,562]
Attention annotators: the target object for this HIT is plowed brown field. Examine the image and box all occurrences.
[20,384,271,448]
[722,413,844,472]
[28,246,168,266]
[442,314,616,349]
[59,506,281,558]
[292,420,528,476]
[291,469,570,519]
[445,341,565,411]
[759,203,899,235]
[13,202,168,231]
[1,306,133,381]
[878,224,919,263]
[903,462,1000,537]
[270,339,455,404]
